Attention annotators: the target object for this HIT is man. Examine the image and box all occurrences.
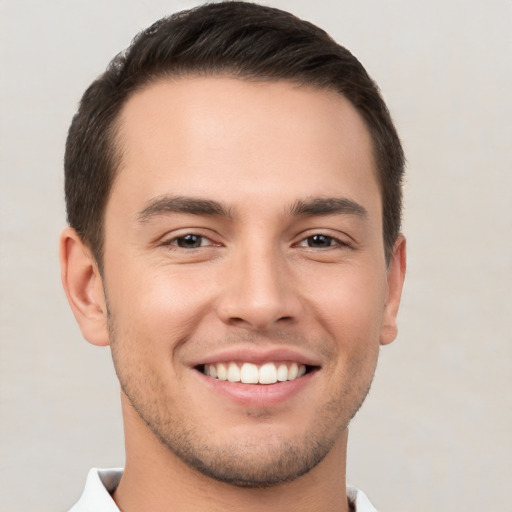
[60,2,406,511]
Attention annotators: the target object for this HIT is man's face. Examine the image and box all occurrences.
[100,77,403,486]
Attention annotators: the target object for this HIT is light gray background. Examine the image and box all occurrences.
[1,1,511,511]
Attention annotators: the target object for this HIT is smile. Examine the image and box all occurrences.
[202,361,309,384]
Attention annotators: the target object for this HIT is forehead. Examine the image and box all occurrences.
[110,76,380,217]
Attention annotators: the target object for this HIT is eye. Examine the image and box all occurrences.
[168,234,212,249]
[297,234,343,249]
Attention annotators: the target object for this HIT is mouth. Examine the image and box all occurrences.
[196,361,316,385]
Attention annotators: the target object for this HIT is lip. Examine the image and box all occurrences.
[189,346,322,367]
[188,346,321,408]
[194,367,317,407]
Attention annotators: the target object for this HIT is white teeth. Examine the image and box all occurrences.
[288,362,298,380]
[216,363,228,381]
[259,363,277,384]
[277,363,288,382]
[203,361,308,384]
[240,363,259,384]
[227,362,241,382]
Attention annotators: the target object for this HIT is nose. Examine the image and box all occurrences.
[216,244,302,330]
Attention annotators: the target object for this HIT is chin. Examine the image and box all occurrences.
[159,431,337,488]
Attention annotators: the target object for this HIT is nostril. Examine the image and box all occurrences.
[227,317,248,327]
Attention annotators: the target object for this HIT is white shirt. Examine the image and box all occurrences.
[69,468,378,512]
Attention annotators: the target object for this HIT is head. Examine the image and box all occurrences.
[65,1,404,271]
[61,1,406,490]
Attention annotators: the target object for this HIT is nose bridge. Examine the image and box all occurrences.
[217,236,298,329]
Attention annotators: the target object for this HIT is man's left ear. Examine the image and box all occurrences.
[380,235,406,345]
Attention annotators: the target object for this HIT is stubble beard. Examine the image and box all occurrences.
[107,313,376,488]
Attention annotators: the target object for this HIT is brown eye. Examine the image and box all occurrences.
[304,234,335,248]
[174,234,206,248]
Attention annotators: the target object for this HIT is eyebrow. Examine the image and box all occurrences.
[137,194,367,223]
[137,195,231,222]
[288,197,368,218]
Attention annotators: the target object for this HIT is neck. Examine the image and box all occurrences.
[114,394,351,512]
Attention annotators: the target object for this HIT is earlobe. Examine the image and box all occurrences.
[380,235,406,346]
[59,227,110,346]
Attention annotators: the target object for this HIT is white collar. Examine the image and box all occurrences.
[69,468,378,512]
[68,468,121,512]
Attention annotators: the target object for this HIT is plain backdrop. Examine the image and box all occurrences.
[1,1,511,511]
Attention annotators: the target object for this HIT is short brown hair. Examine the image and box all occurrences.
[65,1,404,267]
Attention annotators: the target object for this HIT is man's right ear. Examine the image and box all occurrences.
[59,227,110,346]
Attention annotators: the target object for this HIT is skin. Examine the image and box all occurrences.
[60,77,406,512]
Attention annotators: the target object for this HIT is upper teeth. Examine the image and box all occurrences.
[203,362,307,384]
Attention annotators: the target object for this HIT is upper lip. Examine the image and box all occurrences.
[189,346,322,368]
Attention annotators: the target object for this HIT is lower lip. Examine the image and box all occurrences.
[195,369,316,407]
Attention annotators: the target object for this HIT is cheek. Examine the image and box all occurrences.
[106,262,220,350]
[304,263,387,340]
